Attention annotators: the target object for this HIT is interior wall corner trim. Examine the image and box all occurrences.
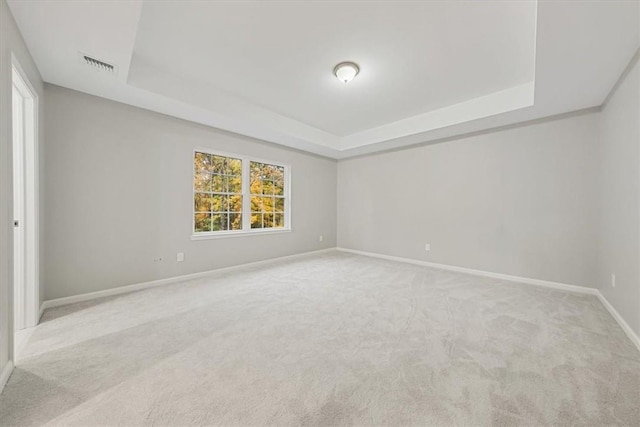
[595,290,640,353]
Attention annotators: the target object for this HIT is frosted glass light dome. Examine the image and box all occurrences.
[333,62,359,83]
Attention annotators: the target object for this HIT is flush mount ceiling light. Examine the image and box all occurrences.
[333,62,360,83]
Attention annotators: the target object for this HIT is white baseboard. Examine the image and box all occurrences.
[0,361,14,394]
[36,246,640,354]
[595,291,640,352]
[336,247,596,295]
[337,247,640,352]
[40,248,336,312]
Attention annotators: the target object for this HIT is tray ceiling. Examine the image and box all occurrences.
[7,0,639,158]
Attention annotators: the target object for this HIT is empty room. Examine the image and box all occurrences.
[0,0,639,425]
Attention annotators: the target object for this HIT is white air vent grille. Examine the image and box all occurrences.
[81,54,116,73]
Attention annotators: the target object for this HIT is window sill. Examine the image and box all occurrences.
[191,228,292,240]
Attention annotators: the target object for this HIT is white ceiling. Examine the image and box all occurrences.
[131,1,536,136]
[7,0,640,159]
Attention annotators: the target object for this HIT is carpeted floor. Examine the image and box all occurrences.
[0,251,639,426]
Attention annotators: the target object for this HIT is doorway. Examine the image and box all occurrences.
[12,56,39,361]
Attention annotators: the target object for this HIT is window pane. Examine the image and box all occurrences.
[262,179,275,195]
[250,176,261,195]
[219,213,230,231]
[229,175,242,193]
[229,213,242,230]
[251,195,262,213]
[264,165,283,181]
[274,213,284,228]
[211,195,228,212]
[194,152,213,174]
[194,172,212,192]
[250,161,263,182]
[229,195,242,213]
[251,213,263,229]
[275,197,284,212]
[259,164,271,178]
[272,165,283,179]
[211,156,227,174]
[212,175,225,193]
[273,178,284,196]
[228,158,242,175]
[211,213,224,231]
[262,196,274,213]
[263,213,274,228]
[194,193,212,212]
[194,213,212,232]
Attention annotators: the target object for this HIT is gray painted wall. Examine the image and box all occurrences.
[0,0,45,377]
[338,112,601,289]
[598,52,640,337]
[43,84,337,301]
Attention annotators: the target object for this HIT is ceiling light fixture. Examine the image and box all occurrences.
[333,62,359,83]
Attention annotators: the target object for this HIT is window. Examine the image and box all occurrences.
[250,161,286,229]
[194,152,243,233]
[193,150,290,237]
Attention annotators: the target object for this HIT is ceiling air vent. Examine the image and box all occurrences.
[80,53,117,74]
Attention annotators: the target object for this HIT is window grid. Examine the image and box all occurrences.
[193,151,289,235]
[194,153,243,233]
[250,161,286,230]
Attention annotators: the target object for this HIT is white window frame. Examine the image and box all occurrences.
[191,148,291,240]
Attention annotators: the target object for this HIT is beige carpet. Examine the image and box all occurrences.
[0,251,638,426]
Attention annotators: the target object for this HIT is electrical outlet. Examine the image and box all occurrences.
[319,235,323,242]
[177,252,185,262]
[424,243,431,252]
[611,273,616,288]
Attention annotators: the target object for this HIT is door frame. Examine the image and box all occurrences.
[11,53,40,345]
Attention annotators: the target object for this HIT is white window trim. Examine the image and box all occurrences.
[191,148,292,240]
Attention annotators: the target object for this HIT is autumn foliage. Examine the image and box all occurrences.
[194,152,285,232]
